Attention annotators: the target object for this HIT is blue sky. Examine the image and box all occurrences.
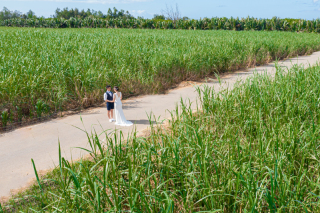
[1,0,320,20]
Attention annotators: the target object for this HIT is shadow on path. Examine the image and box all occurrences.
[122,101,144,110]
[129,120,156,125]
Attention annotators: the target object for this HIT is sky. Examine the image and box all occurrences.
[1,0,320,20]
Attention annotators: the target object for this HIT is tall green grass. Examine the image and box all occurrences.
[1,28,320,129]
[3,64,320,212]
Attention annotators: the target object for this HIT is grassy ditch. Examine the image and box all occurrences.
[2,64,320,212]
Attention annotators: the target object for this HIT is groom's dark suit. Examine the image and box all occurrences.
[106,91,114,110]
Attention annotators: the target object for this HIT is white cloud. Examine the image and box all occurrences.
[130,9,147,17]
[131,9,145,14]
[5,0,150,3]
[313,0,319,3]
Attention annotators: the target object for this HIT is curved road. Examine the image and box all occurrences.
[1,51,320,200]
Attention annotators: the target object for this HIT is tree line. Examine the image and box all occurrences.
[53,7,134,19]
[0,5,188,21]
[0,6,177,21]
[0,7,140,21]
[2,6,320,33]
[2,16,320,33]
[0,7,36,20]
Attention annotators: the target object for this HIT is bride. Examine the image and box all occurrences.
[112,86,133,126]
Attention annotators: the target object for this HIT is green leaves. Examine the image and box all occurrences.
[35,99,49,118]
[31,158,43,193]
[0,110,8,127]
[4,16,320,33]
[4,64,320,212]
[1,28,320,131]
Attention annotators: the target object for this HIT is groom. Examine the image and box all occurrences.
[104,85,115,122]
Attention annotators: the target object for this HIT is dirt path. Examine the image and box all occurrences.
[1,51,320,200]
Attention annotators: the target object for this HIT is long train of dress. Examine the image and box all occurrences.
[114,92,133,126]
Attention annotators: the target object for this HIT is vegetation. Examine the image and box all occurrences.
[53,7,134,20]
[0,7,37,21]
[2,15,320,32]
[2,6,320,33]
[1,28,320,130]
[2,64,320,212]
[0,7,134,21]
[0,7,22,20]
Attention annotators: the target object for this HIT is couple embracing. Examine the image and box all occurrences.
[104,85,133,126]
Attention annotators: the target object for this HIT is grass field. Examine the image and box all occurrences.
[1,28,320,129]
[2,64,320,212]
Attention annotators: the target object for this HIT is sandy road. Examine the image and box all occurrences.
[1,51,320,200]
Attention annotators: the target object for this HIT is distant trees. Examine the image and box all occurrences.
[0,6,135,21]
[0,7,21,20]
[0,7,37,21]
[153,14,166,20]
[106,7,133,19]
[54,7,134,19]
[161,4,181,21]
[0,6,186,22]
[153,10,189,21]
[54,8,95,19]
[2,13,320,34]
[27,10,37,19]
[159,4,190,21]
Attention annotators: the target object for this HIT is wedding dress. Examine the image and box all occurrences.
[114,92,133,126]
